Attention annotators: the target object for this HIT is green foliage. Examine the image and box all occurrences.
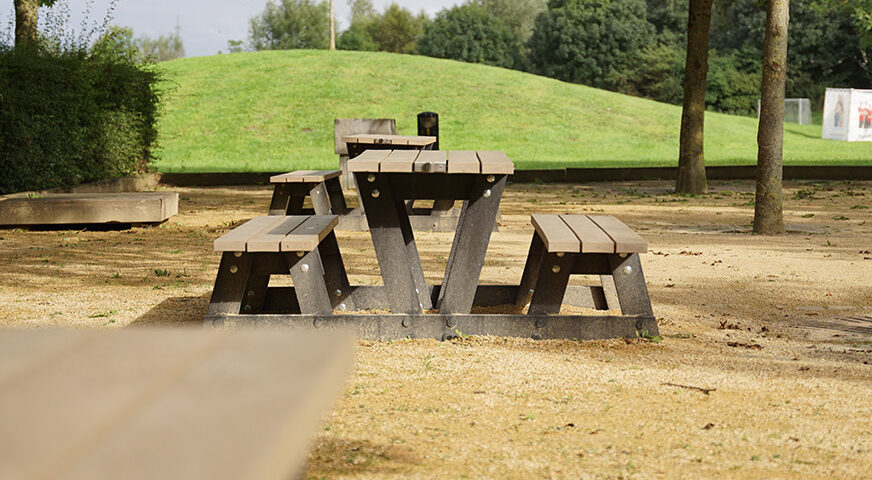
[137,32,185,62]
[621,43,685,105]
[417,4,522,69]
[0,46,160,194]
[528,0,654,91]
[368,3,428,54]
[248,0,329,50]
[473,0,546,44]
[337,22,379,51]
[92,25,185,63]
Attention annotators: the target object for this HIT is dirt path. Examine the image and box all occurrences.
[1,179,870,478]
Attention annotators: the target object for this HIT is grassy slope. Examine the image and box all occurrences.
[154,50,872,172]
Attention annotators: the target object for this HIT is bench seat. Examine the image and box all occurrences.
[267,170,349,216]
[518,214,652,317]
[207,215,353,318]
[269,170,342,184]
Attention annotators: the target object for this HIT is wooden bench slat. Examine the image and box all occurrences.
[560,215,615,253]
[301,170,341,182]
[587,215,648,253]
[413,150,448,173]
[214,216,286,252]
[531,214,580,252]
[380,150,420,173]
[342,134,436,146]
[476,151,514,175]
[447,151,480,174]
[281,215,339,251]
[247,216,310,252]
[347,150,390,172]
[269,170,315,184]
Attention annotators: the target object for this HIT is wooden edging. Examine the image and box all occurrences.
[159,166,872,187]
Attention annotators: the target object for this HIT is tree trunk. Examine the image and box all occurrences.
[329,0,336,50]
[754,0,789,235]
[676,0,713,195]
[14,0,39,49]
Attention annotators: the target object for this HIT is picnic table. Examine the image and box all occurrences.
[349,149,512,314]
[341,134,436,159]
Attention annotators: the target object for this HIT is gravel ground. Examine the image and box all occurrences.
[1,179,870,479]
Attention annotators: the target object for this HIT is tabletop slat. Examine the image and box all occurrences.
[447,151,480,174]
[413,150,448,173]
[247,216,309,252]
[214,216,286,252]
[347,150,391,172]
[281,215,339,251]
[476,151,515,175]
[531,214,580,252]
[342,134,436,146]
[380,150,420,173]
[560,215,615,253]
[587,215,648,253]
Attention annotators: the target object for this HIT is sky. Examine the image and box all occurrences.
[0,0,463,57]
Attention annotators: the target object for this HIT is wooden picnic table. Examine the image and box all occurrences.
[341,133,436,159]
[348,149,513,315]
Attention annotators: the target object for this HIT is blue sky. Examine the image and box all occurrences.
[1,0,462,57]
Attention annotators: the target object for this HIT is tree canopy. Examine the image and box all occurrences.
[248,0,329,51]
[417,4,521,69]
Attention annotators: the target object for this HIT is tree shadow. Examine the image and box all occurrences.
[303,436,421,478]
[129,294,210,327]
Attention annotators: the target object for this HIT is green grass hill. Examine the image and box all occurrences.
[154,50,872,172]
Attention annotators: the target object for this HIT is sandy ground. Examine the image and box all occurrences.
[1,179,871,479]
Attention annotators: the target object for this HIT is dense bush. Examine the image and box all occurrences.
[417,4,522,69]
[0,46,160,194]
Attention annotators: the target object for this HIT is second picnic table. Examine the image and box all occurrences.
[348,149,513,314]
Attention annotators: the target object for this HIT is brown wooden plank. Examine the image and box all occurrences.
[0,328,354,480]
[413,150,448,173]
[347,149,391,172]
[531,214,579,252]
[281,215,339,251]
[380,150,420,173]
[447,150,480,174]
[214,216,285,252]
[269,170,314,184]
[587,215,648,253]
[476,151,514,174]
[560,214,615,253]
[247,216,310,252]
[301,170,341,182]
[342,134,435,146]
[0,192,178,226]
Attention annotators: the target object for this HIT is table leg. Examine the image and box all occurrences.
[515,233,545,306]
[207,252,254,317]
[607,254,653,316]
[528,252,574,315]
[269,185,291,215]
[309,182,331,215]
[286,249,333,315]
[437,175,506,314]
[354,172,424,314]
[325,177,349,214]
[319,231,355,311]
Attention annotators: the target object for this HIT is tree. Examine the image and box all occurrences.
[137,32,185,62]
[527,0,653,90]
[417,4,521,69]
[754,0,789,235]
[368,3,428,54]
[93,25,184,63]
[329,0,335,50]
[14,0,57,48]
[473,0,545,44]
[248,0,329,50]
[676,0,713,195]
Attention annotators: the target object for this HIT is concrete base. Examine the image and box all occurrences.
[0,192,178,226]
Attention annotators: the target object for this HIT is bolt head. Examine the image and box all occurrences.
[535,318,546,329]
[402,318,410,328]
[483,189,492,198]
[233,252,242,258]
[556,252,564,258]
[247,290,255,297]
[229,265,238,274]
[371,189,380,198]
[335,289,342,297]
[623,265,633,275]
[243,304,252,311]
[338,303,346,311]
[367,173,376,182]
[446,318,457,328]
[297,251,305,257]
[313,319,323,328]
[552,265,561,273]
[301,263,310,273]
[486,175,495,183]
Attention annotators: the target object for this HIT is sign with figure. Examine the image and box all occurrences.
[822,88,872,141]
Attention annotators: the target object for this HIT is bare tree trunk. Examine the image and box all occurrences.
[329,0,336,50]
[676,0,713,195]
[14,0,39,49]
[754,0,789,235]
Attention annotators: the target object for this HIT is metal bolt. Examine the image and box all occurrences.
[535,318,546,329]
[234,252,242,258]
[619,253,628,258]
[229,265,238,274]
[556,252,564,258]
[483,189,492,198]
[243,304,252,311]
[301,264,310,273]
[529,289,534,294]
[552,265,561,273]
[446,318,457,328]
[486,175,495,183]
[338,303,346,311]
[297,251,305,257]
[335,289,342,297]
[402,318,410,328]
[247,290,255,297]
[313,319,323,328]
[371,189,380,198]
[624,265,633,275]
[367,174,376,182]
[212,318,225,327]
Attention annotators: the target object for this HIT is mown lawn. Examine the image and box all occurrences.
[154,50,872,172]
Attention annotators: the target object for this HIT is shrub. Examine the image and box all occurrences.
[0,46,160,194]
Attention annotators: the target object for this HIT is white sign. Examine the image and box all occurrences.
[822,88,872,141]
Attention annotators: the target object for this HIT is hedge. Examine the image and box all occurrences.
[0,47,160,194]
